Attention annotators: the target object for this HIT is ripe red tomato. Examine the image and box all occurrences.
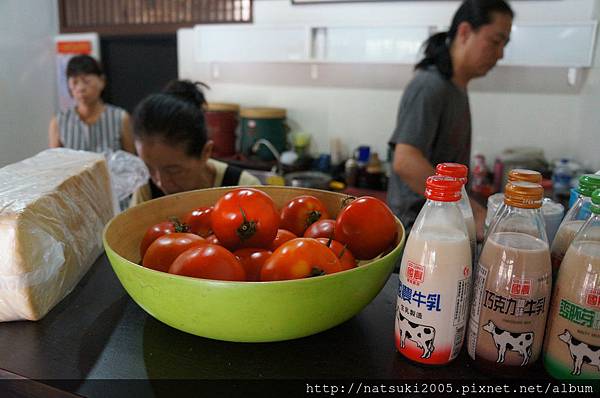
[183,206,213,237]
[334,196,397,260]
[169,244,246,281]
[316,238,357,271]
[270,229,298,251]
[211,188,279,250]
[205,234,221,245]
[260,238,342,281]
[233,248,272,281]
[303,219,336,239]
[280,195,330,236]
[139,218,189,260]
[142,233,205,273]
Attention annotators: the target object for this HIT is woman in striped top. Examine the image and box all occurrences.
[48,55,135,154]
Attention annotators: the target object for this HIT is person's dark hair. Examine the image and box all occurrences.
[66,55,104,78]
[133,80,210,158]
[415,0,514,78]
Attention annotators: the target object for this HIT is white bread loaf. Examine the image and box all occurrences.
[0,148,114,321]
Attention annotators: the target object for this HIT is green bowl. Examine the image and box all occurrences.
[103,186,405,342]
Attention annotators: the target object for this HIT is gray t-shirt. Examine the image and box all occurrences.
[387,67,471,231]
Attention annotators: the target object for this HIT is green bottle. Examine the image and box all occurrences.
[543,188,600,380]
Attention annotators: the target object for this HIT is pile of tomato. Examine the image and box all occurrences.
[138,188,398,282]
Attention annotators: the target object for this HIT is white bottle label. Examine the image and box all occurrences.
[468,263,488,359]
[396,260,471,364]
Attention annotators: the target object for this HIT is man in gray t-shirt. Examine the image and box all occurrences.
[386,1,513,238]
[387,67,471,231]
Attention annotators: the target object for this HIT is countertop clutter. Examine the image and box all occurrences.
[0,254,555,397]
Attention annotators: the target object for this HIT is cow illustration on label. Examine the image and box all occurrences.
[396,311,436,359]
[558,329,600,376]
[482,320,533,366]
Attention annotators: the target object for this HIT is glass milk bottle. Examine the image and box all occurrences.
[395,176,472,365]
[485,169,542,237]
[436,163,476,260]
[468,181,551,375]
[550,174,600,278]
[543,188,600,380]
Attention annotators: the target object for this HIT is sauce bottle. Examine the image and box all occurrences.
[468,181,551,375]
[436,163,476,261]
[543,188,600,380]
[395,176,472,365]
[550,174,600,278]
[485,169,542,238]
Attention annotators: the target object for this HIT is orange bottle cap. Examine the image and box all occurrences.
[504,181,544,209]
[507,169,542,184]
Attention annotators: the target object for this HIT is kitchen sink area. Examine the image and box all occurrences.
[246,168,334,190]
[216,138,337,190]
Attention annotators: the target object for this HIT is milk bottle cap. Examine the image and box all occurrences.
[425,175,463,202]
[504,181,544,209]
[591,188,600,214]
[507,169,542,184]
[576,174,600,197]
[436,163,468,184]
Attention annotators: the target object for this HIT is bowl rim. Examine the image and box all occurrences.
[103,186,405,286]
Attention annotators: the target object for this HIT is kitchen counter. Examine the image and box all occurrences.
[0,254,558,397]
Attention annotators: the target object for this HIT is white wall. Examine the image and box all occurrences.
[0,1,59,167]
[575,1,600,171]
[179,0,599,170]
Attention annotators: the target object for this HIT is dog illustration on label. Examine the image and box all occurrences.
[482,320,533,366]
[558,329,600,376]
[396,311,435,359]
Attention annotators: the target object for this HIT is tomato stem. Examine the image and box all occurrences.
[341,196,356,208]
[168,216,189,233]
[236,206,257,241]
[305,210,322,229]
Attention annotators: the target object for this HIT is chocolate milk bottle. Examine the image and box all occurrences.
[436,163,476,261]
[544,188,600,380]
[468,181,551,375]
[550,174,600,278]
[485,169,542,240]
[396,176,472,366]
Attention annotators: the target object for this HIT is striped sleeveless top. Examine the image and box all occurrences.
[57,104,126,153]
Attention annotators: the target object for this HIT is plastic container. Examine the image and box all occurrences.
[552,159,574,199]
[543,188,600,380]
[471,154,488,194]
[205,102,239,158]
[541,198,564,245]
[550,174,600,278]
[396,176,472,365]
[240,107,287,161]
[468,181,551,375]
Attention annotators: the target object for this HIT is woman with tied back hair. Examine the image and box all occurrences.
[48,54,135,154]
[130,80,260,206]
[387,0,513,237]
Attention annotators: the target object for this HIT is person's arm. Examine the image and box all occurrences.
[392,143,436,196]
[120,112,136,154]
[48,116,62,148]
[469,197,487,242]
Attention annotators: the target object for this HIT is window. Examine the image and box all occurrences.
[59,0,253,35]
